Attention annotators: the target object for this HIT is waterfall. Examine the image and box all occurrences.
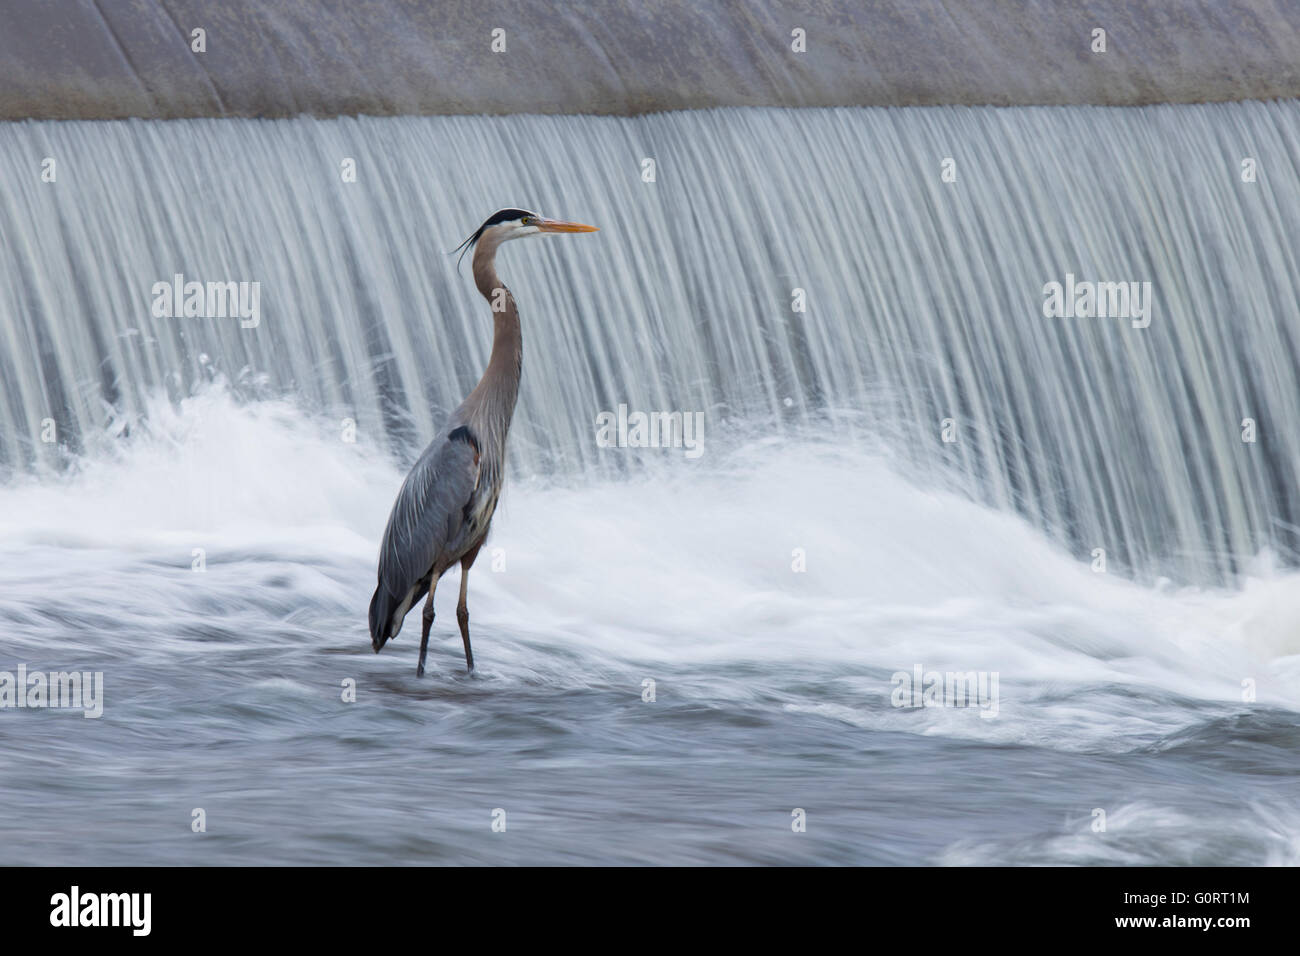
[2,102,1298,583]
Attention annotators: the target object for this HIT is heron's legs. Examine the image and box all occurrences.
[457,560,474,673]
[417,581,437,677]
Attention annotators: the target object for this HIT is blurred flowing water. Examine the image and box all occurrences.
[1,104,1299,865]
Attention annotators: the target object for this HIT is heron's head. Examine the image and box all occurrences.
[453,207,598,270]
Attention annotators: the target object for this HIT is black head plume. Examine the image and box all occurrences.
[450,208,537,273]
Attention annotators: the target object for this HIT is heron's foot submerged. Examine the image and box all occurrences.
[412,656,473,677]
[416,588,436,678]
[457,603,474,675]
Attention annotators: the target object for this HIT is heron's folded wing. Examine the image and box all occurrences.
[376,432,480,595]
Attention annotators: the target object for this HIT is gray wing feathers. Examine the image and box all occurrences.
[369,432,479,646]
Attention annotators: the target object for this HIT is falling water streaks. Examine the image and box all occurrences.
[0,102,1298,584]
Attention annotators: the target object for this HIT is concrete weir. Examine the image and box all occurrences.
[2,0,1299,120]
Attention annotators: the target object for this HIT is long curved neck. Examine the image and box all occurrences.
[462,236,522,444]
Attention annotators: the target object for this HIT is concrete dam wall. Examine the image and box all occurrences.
[3,0,1299,120]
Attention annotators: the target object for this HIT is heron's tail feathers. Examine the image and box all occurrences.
[369,585,401,653]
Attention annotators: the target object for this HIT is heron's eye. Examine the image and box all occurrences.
[521,216,535,225]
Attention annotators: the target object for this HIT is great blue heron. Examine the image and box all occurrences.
[368,208,598,675]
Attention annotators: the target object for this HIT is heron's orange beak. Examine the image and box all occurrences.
[536,218,599,233]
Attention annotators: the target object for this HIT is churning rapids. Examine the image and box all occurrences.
[1,104,1299,865]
